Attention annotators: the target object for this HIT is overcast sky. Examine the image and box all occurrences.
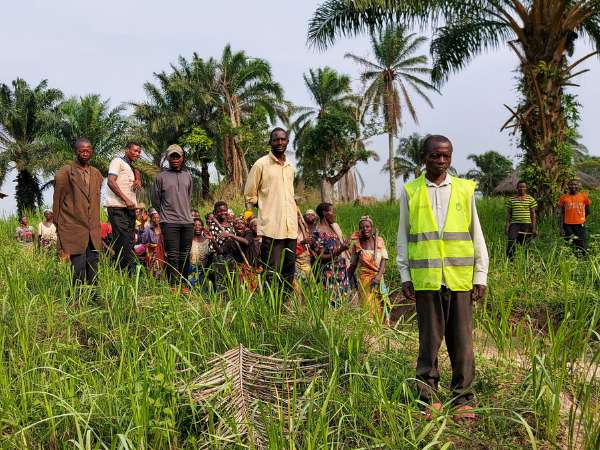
[1,0,599,216]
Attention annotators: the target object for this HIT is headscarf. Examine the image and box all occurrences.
[304,209,316,216]
[359,215,374,228]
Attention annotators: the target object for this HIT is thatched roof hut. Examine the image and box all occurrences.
[494,170,600,194]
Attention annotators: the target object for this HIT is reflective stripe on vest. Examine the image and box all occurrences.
[405,175,475,291]
[408,231,472,242]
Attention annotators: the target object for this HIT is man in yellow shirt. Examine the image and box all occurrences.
[244,128,298,289]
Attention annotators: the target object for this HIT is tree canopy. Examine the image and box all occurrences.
[465,150,513,196]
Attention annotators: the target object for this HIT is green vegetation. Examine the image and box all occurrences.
[465,151,513,196]
[308,0,600,211]
[293,67,374,203]
[0,79,63,214]
[345,25,437,201]
[1,195,598,448]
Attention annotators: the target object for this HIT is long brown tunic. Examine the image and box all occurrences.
[53,160,103,254]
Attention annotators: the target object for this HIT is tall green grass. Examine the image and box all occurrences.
[0,194,598,448]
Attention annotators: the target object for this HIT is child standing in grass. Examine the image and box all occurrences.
[188,217,214,288]
[348,216,389,324]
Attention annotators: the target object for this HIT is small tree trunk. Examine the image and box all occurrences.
[224,134,243,192]
[200,160,210,200]
[320,178,335,203]
[388,132,396,201]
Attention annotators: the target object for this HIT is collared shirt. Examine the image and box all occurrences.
[106,156,137,208]
[244,152,298,240]
[396,173,489,286]
[78,165,90,190]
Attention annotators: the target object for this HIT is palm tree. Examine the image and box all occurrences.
[307,0,600,211]
[293,67,355,200]
[382,133,425,182]
[131,71,189,171]
[52,94,130,176]
[213,45,284,191]
[293,66,355,154]
[0,79,63,214]
[345,25,437,201]
[294,69,376,202]
[465,151,513,196]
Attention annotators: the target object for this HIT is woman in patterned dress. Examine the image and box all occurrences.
[311,203,350,303]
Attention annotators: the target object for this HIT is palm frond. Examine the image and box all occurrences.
[431,17,513,84]
[306,0,457,50]
[182,345,326,449]
[344,53,383,71]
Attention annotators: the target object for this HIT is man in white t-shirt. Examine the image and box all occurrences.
[106,142,142,273]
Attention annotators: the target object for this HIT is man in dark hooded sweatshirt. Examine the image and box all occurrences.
[151,144,194,292]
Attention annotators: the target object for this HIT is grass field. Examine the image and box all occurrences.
[0,195,599,449]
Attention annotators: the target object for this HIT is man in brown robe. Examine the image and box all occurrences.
[53,138,103,285]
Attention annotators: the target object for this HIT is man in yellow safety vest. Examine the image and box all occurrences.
[396,135,489,421]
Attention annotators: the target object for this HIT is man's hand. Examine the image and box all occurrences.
[59,249,70,262]
[471,284,486,302]
[125,200,136,209]
[402,281,416,302]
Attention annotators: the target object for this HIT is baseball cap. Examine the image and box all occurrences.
[166,144,184,158]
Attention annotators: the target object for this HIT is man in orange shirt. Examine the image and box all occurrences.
[558,179,591,255]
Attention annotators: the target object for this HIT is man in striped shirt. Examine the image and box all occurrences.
[505,180,537,259]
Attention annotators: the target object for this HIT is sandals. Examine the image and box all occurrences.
[422,402,443,421]
[421,403,477,422]
[454,404,477,422]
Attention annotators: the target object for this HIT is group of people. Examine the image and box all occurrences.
[505,179,592,258]
[15,209,57,248]
[13,127,592,423]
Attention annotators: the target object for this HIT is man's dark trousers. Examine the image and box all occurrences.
[70,238,99,285]
[506,223,533,259]
[260,237,296,289]
[415,287,474,406]
[563,223,587,255]
[107,207,136,273]
[162,223,194,286]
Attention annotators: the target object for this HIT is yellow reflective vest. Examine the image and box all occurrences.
[404,174,475,291]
